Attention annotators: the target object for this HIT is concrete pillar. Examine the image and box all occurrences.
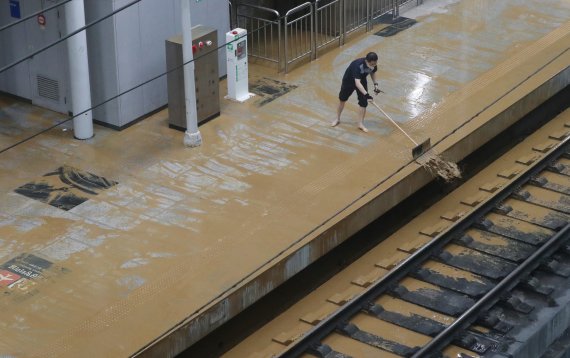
[65,0,93,140]
[181,0,202,147]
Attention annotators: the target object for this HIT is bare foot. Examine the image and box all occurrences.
[331,119,340,127]
[358,124,369,133]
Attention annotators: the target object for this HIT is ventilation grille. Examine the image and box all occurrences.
[37,75,60,102]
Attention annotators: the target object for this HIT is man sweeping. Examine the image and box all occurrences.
[331,52,380,133]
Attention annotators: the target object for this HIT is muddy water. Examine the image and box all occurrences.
[1,0,569,356]
[224,110,570,357]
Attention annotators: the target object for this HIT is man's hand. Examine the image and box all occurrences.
[365,93,374,102]
[373,83,383,95]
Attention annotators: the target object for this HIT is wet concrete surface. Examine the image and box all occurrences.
[224,108,570,358]
[0,0,569,356]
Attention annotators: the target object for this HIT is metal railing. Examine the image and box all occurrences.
[343,0,370,36]
[314,0,343,52]
[236,4,282,67]
[370,0,399,25]
[229,1,236,29]
[234,0,423,72]
[284,3,314,73]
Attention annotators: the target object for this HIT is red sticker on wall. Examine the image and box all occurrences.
[37,14,46,26]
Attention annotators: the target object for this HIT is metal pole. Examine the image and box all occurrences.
[181,0,202,147]
[315,1,319,57]
[341,0,346,45]
[311,4,316,60]
[285,15,289,73]
[394,0,400,19]
[65,0,93,140]
[278,18,282,72]
[366,0,371,31]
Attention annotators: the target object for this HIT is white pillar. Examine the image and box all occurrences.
[65,0,93,140]
[181,0,202,147]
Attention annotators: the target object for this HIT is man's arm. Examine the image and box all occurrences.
[370,72,382,94]
[354,78,367,95]
[370,72,378,86]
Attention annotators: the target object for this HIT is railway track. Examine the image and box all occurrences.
[279,140,570,357]
[223,111,570,358]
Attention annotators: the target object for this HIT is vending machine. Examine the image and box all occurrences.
[225,28,253,102]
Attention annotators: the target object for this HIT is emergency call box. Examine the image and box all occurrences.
[225,28,253,102]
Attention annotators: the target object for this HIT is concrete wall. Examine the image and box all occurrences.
[0,0,69,113]
[93,0,230,128]
[188,0,230,80]
[1,0,230,128]
[0,1,32,99]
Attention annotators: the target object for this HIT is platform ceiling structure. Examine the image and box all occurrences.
[0,0,569,356]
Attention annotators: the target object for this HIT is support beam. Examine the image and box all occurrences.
[65,0,93,140]
[181,0,202,147]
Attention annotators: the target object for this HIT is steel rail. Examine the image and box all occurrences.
[413,222,570,358]
[277,136,570,358]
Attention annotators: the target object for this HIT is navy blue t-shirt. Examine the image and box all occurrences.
[342,58,377,85]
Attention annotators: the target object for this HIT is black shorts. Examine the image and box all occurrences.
[339,80,368,107]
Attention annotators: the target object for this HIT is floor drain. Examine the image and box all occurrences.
[250,77,298,107]
[374,16,417,37]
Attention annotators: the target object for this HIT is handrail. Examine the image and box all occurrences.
[231,0,415,73]
[236,3,282,69]
[284,2,313,73]
[237,3,280,19]
[314,0,343,53]
[315,0,341,11]
[229,0,235,29]
[285,2,312,17]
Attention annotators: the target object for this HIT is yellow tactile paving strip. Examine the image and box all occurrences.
[0,0,569,356]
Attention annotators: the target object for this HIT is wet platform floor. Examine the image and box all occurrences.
[0,0,569,356]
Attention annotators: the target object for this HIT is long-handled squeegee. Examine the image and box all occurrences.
[370,101,431,160]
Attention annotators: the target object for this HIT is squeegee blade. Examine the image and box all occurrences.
[412,138,431,159]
